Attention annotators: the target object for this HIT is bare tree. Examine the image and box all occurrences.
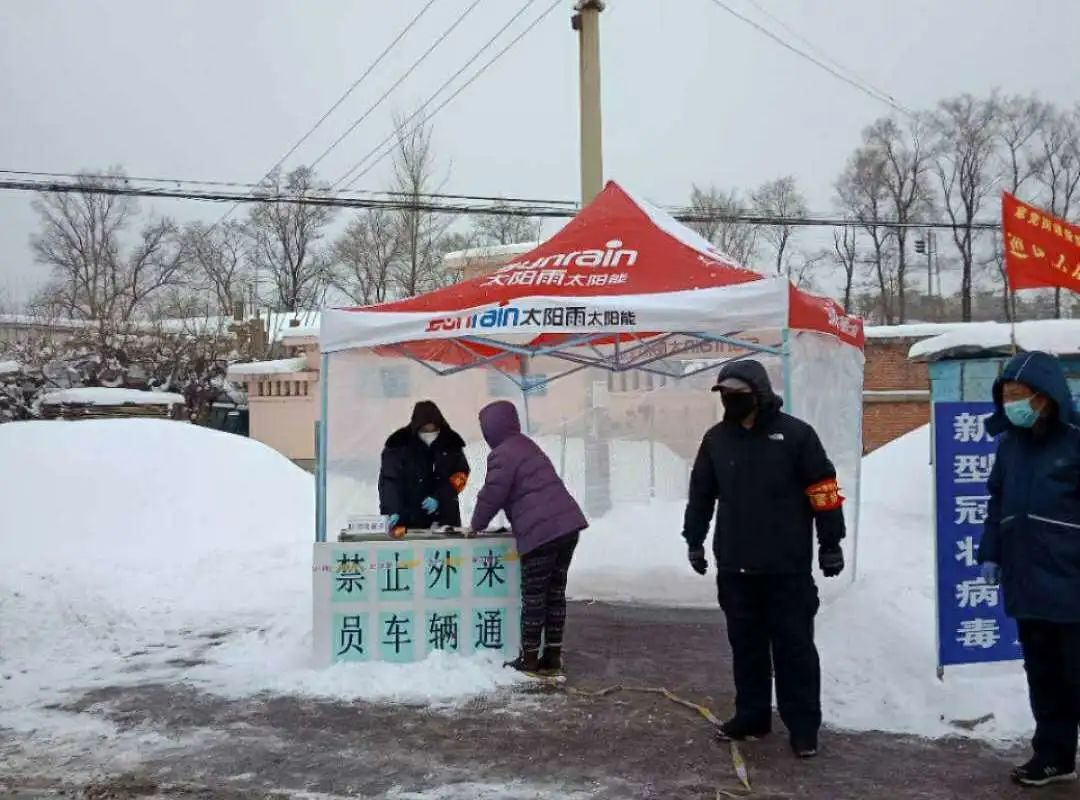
[751,176,806,276]
[989,94,1048,320]
[247,166,336,312]
[832,226,859,312]
[390,116,454,296]
[863,114,935,322]
[1034,104,1080,317]
[333,207,402,306]
[685,185,758,267]
[836,147,898,323]
[931,93,1000,321]
[31,170,188,324]
[183,220,251,315]
[472,200,543,246]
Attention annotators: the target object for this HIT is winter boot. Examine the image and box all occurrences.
[790,731,819,759]
[1011,757,1078,787]
[537,646,563,676]
[715,716,772,742]
[504,650,540,674]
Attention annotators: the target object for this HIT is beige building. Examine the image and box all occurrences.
[228,329,321,469]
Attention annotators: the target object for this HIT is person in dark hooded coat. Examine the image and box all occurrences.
[978,351,1080,788]
[682,359,846,759]
[379,401,469,530]
[470,400,587,676]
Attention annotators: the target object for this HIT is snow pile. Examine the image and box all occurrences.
[818,426,1029,740]
[40,387,185,406]
[227,356,310,377]
[0,420,519,733]
[909,319,1080,361]
[0,417,1033,742]
[0,359,21,375]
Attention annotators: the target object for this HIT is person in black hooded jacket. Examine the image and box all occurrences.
[379,401,470,530]
[682,359,846,759]
[978,351,1080,788]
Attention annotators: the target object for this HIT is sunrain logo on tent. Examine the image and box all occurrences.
[497,240,638,274]
[425,302,639,333]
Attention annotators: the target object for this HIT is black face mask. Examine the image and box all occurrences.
[721,392,757,423]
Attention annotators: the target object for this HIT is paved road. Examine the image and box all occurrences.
[0,602,1066,799]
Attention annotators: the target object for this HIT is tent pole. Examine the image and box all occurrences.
[520,357,533,435]
[781,328,793,412]
[316,352,329,543]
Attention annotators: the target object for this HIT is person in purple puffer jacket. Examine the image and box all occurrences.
[470,400,588,675]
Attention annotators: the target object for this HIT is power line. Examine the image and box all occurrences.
[307,0,485,173]
[741,0,903,109]
[0,175,1003,231]
[705,0,915,119]
[332,0,543,189]
[0,168,579,207]
[211,0,441,227]
[340,0,562,190]
[259,0,441,179]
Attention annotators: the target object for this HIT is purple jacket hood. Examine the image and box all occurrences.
[479,401,521,447]
[471,400,587,554]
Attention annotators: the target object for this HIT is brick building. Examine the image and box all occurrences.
[862,324,962,453]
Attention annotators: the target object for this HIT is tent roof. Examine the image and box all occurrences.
[320,181,863,356]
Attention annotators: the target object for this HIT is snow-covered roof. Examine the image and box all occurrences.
[40,388,186,406]
[909,320,1080,361]
[0,360,21,376]
[0,314,92,331]
[227,357,309,377]
[442,241,540,269]
[865,323,966,341]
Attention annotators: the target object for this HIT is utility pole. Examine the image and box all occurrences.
[573,1,605,206]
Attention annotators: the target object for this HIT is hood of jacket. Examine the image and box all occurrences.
[989,350,1077,434]
[715,359,783,424]
[479,401,521,448]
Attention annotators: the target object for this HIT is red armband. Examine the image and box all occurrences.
[449,472,468,494]
[806,478,844,512]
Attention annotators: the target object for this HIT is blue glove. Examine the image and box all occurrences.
[421,497,439,515]
[386,513,400,529]
[981,561,1001,586]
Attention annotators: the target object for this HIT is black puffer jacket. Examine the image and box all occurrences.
[378,419,469,529]
[682,360,846,574]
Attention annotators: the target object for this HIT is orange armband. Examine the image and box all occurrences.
[449,472,468,494]
[806,478,844,512]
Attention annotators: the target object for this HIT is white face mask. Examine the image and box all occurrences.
[419,431,439,446]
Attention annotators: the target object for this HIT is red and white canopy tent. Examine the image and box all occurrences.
[318,182,865,568]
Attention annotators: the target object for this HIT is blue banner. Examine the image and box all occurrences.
[934,402,1022,668]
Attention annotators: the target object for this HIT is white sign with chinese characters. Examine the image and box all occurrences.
[346,515,391,535]
[312,535,522,665]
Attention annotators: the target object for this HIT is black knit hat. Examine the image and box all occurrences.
[410,400,447,431]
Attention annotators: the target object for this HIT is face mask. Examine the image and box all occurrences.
[419,431,439,446]
[1004,399,1039,429]
[721,393,756,423]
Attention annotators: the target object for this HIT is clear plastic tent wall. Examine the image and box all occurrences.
[320,329,863,593]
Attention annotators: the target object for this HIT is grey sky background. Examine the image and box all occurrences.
[2,0,1078,305]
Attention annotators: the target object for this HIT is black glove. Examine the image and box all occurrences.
[688,546,708,575]
[819,546,844,578]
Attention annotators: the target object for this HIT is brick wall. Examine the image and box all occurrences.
[862,338,931,453]
[863,401,929,453]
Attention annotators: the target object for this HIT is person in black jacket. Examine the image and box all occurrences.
[978,351,1080,788]
[379,401,470,530]
[682,359,846,759]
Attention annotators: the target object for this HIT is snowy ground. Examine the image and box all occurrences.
[0,417,1035,793]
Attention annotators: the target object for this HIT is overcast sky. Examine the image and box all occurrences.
[2,0,1079,305]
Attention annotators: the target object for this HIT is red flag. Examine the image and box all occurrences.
[1002,192,1080,293]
